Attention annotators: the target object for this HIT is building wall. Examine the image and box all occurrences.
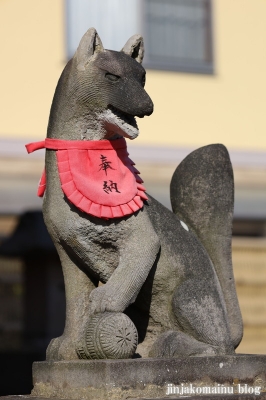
[137,0,266,150]
[233,238,266,354]
[0,0,65,139]
[0,0,266,152]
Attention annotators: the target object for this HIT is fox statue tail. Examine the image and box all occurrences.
[170,144,243,349]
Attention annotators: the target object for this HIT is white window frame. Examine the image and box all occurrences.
[65,0,214,74]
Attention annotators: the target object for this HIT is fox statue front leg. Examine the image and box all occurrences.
[46,246,96,360]
[88,211,160,315]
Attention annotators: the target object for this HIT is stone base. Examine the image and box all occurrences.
[31,354,266,400]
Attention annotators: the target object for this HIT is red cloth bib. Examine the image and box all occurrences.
[26,138,148,219]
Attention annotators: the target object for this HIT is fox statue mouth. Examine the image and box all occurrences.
[102,106,139,140]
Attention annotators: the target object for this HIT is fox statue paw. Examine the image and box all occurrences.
[46,335,80,361]
[88,285,125,314]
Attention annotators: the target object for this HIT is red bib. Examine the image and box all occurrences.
[26,138,148,219]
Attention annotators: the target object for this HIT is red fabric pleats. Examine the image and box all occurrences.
[26,138,148,219]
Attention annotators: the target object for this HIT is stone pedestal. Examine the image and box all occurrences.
[30,355,266,400]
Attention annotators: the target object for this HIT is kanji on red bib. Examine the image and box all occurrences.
[26,138,148,219]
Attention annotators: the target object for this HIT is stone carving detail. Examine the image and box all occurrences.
[77,312,138,359]
[27,27,243,361]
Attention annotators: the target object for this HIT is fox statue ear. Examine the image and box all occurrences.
[121,34,144,64]
[76,27,104,70]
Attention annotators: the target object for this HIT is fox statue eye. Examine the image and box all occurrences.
[105,72,120,82]
[141,74,146,87]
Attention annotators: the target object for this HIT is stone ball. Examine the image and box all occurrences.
[82,312,138,359]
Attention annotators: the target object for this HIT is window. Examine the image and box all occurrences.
[66,0,214,74]
[66,0,141,59]
[144,0,214,73]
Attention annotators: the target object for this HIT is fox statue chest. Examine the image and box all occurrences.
[43,149,216,292]
[43,149,129,281]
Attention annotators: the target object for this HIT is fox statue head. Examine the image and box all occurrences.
[47,27,153,141]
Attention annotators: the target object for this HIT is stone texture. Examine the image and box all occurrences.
[41,27,242,361]
[31,355,266,399]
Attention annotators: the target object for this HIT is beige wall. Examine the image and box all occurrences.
[137,0,266,150]
[0,0,64,139]
[1,0,266,152]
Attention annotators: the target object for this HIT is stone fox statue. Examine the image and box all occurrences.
[28,28,242,360]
